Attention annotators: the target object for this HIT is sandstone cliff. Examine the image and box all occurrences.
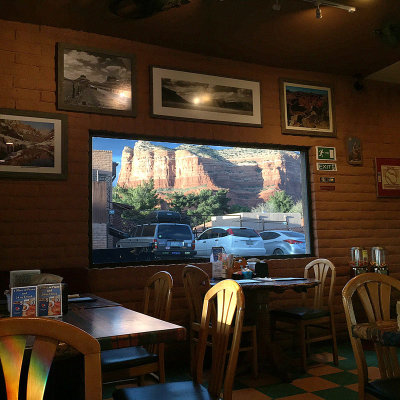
[117,140,301,208]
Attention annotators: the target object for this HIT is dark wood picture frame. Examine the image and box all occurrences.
[279,78,336,137]
[57,43,136,117]
[0,109,67,180]
[151,66,262,127]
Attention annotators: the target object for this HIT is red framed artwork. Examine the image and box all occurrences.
[375,158,400,197]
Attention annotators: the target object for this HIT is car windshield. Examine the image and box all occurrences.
[230,228,259,238]
[157,225,193,240]
[283,231,305,239]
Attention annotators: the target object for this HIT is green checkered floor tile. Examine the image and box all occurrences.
[102,343,373,400]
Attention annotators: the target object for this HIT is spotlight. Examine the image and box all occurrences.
[315,3,322,18]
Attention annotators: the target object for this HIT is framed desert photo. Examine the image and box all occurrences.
[57,43,136,117]
[0,109,67,179]
[279,79,335,137]
[151,67,262,126]
[376,158,400,197]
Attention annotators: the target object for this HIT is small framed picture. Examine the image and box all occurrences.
[346,136,362,165]
[279,78,335,137]
[57,43,136,117]
[376,158,400,197]
[0,109,67,180]
[151,66,262,127]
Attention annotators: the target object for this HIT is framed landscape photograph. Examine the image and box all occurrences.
[57,43,136,117]
[279,78,335,137]
[0,109,67,179]
[376,158,400,197]
[151,67,262,126]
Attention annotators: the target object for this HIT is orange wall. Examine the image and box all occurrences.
[1,19,400,333]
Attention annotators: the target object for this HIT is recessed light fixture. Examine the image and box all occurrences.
[272,0,281,11]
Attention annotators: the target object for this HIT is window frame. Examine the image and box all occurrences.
[89,130,314,268]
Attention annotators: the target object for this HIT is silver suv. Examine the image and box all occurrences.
[116,223,196,259]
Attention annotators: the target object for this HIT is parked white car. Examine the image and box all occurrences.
[259,230,306,255]
[195,227,267,258]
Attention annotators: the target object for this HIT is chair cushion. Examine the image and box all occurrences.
[113,381,211,400]
[366,378,400,400]
[101,346,158,372]
[271,307,330,320]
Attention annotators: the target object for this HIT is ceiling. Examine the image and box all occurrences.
[1,0,400,80]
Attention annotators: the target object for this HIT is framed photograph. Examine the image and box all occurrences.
[0,109,67,179]
[279,78,335,137]
[151,66,262,126]
[376,158,400,197]
[346,136,362,165]
[57,43,136,117]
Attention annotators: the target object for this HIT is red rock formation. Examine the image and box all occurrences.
[117,141,301,208]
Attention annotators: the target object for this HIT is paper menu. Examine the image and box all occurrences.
[37,283,62,317]
[11,286,37,317]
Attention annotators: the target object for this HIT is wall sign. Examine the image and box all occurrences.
[316,146,336,161]
[320,177,336,183]
[317,163,337,171]
[376,158,400,197]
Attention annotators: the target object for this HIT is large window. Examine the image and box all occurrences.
[90,133,313,266]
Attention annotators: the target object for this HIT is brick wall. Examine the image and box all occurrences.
[0,19,400,338]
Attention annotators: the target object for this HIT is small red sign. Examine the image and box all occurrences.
[320,185,335,191]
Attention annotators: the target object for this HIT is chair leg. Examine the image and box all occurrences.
[330,317,339,366]
[158,344,166,383]
[270,316,276,341]
[138,375,145,386]
[299,322,307,372]
[251,327,258,379]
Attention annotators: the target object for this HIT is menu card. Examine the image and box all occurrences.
[38,283,62,317]
[11,286,37,317]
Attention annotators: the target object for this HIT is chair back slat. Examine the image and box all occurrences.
[0,335,26,400]
[144,271,173,321]
[143,271,173,354]
[182,265,210,325]
[0,317,102,400]
[195,279,244,400]
[27,337,58,400]
[342,273,400,394]
[304,259,335,309]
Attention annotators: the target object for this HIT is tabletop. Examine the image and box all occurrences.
[211,277,320,293]
[62,304,186,350]
[352,320,400,346]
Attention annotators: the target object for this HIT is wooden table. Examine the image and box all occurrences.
[63,304,186,350]
[212,277,320,380]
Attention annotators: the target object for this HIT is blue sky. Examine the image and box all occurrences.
[92,137,229,186]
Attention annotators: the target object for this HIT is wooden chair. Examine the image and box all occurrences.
[0,317,101,400]
[113,278,245,400]
[101,271,173,384]
[182,265,258,378]
[270,258,338,371]
[342,273,400,400]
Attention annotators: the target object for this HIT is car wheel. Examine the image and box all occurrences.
[273,248,284,255]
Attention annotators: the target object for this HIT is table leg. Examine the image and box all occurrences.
[244,290,295,382]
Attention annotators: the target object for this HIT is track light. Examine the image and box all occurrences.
[315,3,322,18]
[302,0,356,15]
